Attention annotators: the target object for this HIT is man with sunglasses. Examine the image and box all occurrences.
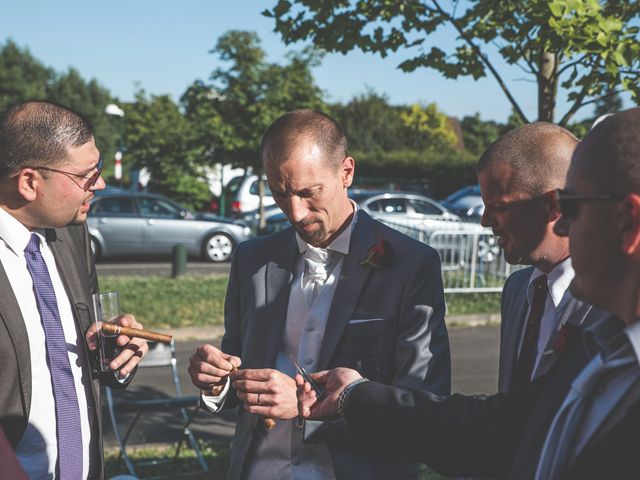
[477,123,609,394]
[0,101,148,479]
[294,113,640,479]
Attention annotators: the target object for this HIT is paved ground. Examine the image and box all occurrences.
[96,258,230,277]
[102,325,500,449]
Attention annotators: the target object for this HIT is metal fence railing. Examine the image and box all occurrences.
[378,218,523,293]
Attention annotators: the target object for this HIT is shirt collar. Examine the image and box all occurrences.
[624,321,640,366]
[0,207,42,256]
[527,257,574,311]
[296,200,358,256]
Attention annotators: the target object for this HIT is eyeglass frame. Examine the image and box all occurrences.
[555,188,626,220]
[29,156,103,192]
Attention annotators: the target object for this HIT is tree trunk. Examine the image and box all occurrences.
[538,50,558,122]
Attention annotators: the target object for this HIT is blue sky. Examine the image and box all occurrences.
[0,1,625,123]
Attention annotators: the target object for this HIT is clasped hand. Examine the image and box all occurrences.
[296,367,363,420]
[232,369,298,419]
[86,313,148,377]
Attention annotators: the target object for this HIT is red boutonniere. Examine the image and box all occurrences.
[551,323,580,355]
[361,239,393,269]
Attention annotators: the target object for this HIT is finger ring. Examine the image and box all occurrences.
[257,393,262,405]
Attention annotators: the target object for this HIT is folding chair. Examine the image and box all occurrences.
[105,339,208,476]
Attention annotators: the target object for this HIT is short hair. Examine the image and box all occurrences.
[0,100,94,178]
[576,108,640,195]
[261,109,348,169]
[477,122,578,196]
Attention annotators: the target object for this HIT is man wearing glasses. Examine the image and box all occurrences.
[477,123,609,394]
[296,111,640,478]
[0,101,148,479]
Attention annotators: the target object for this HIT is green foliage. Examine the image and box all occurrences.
[98,275,228,329]
[182,30,326,172]
[265,1,640,124]
[0,39,121,160]
[460,114,501,157]
[123,91,212,208]
[354,148,477,198]
[400,103,458,151]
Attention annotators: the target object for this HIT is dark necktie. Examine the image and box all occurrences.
[24,234,83,479]
[515,274,548,387]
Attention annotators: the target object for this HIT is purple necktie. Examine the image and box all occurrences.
[24,234,83,479]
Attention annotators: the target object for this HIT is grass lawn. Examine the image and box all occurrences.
[99,275,501,330]
[105,442,450,479]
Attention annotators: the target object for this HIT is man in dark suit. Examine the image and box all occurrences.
[297,110,640,479]
[477,123,604,392]
[0,101,148,479]
[188,109,450,479]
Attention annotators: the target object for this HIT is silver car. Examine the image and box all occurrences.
[351,190,461,223]
[88,192,253,262]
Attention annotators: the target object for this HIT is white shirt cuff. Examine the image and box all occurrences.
[201,377,230,412]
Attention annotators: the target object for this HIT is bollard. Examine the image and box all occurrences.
[171,244,187,278]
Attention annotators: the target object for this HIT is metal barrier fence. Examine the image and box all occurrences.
[378,218,523,293]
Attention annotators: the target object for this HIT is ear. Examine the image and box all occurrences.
[546,190,562,223]
[340,156,355,188]
[15,168,40,202]
[620,194,640,256]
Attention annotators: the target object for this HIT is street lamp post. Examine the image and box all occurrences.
[104,103,125,187]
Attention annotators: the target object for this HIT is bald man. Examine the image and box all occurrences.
[477,123,609,392]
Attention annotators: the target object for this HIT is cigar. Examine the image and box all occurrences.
[101,323,173,344]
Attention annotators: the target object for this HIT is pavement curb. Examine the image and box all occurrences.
[160,314,501,342]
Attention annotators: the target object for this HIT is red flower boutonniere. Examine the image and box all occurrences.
[361,239,393,269]
[551,323,581,355]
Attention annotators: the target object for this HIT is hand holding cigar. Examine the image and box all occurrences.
[101,322,173,344]
[227,365,276,430]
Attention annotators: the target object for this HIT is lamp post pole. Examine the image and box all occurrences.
[104,103,125,187]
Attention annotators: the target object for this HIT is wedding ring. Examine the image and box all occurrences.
[257,393,262,405]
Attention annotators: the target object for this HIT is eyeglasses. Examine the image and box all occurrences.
[31,157,103,191]
[555,188,626,220]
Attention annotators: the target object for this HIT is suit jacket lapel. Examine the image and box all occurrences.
[263,230,297,368]
[0,260,31,420]
[503,284,530,390]
[317,211,375,371]
[535,299,591,378]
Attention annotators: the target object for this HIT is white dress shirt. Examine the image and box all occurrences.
[0,207,93,480]
[523,257,574,379]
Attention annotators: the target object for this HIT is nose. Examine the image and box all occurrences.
[553,214,569,237]
[288,196,309,224]
[92,174,106,191]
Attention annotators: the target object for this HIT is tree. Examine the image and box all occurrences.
[124,91,211,209]
[0,39,52,110]
[182,30,326,224]
[400,102,458,151]
[460,114,501,157]
[265,0,640,125]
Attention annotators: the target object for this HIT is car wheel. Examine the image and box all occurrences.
[202,233,234,262]
[90,236,101,260]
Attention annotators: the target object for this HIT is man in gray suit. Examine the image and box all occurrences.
[477,123,605,392]
[0,101,148,479]
[188,109,450,479]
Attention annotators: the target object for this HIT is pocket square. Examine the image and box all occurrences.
[348,318,385,325]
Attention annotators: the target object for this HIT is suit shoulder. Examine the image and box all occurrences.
[504,266,534,291]
[372,219,439,260]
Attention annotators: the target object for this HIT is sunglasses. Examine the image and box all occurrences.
[555,188,625,220]
[32,156,103,192]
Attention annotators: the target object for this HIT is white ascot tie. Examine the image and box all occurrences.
[303,246,330,306]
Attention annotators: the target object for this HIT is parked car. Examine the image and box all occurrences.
[225,174,275,217]
[88,192,253,262]
[350,190,461,222]
[440,184,484,222]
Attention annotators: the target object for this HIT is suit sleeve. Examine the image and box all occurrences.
[345,381,530,479]
[393,247,450,395]
[217,242,243,409]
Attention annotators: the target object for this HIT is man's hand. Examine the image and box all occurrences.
[231,369,298,420]
[296,368,363,420]
[188,344,241,395]
[86,313,148,378]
